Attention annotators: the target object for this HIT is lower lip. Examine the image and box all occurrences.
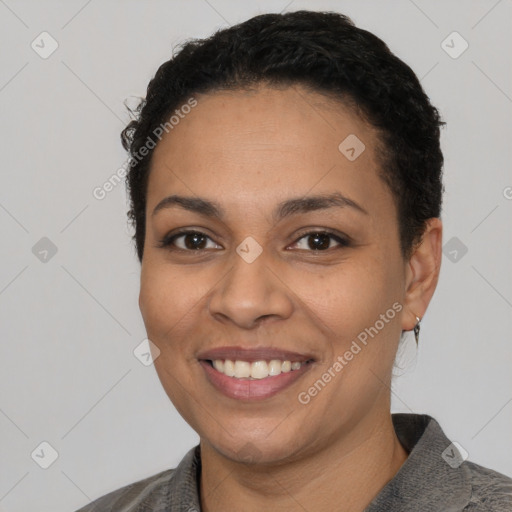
[200,360,312,401]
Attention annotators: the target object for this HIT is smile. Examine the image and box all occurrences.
[197,347,315,400]
[211,359,305,379]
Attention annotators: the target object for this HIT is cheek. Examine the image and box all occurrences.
[139,264,200,330]
[139,268,202,398]
[139,268,191,359]
[288,259,395,335]
[139,272,170,331]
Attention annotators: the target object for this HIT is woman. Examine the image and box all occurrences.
[76,10,512,511]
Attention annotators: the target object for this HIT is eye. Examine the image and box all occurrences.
[158,229,350,253]
[158,230,222,251]
[289,230,350,251]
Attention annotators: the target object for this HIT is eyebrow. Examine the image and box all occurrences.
[152,191,369,221]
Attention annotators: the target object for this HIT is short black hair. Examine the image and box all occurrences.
[121,10,444,263]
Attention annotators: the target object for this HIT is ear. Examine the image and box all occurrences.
[402,218,443,331]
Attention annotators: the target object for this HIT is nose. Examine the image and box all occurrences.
[207,248,294,329]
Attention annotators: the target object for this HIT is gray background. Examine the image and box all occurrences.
[0,0,511,510]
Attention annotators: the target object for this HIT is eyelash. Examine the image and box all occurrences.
[157,229,351,253]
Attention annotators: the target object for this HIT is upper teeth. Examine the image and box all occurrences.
[212,359,303,379]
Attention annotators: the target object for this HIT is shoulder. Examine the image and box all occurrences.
[376,414,512,512]
[462,460,512,511]
[74,467,175,512]
[73,445,201,511]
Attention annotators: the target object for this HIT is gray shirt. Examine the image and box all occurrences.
[75,414,512,511]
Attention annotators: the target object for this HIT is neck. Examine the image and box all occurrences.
[199,411,409,512]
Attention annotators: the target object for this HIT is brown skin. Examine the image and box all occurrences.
[139,84,442,511]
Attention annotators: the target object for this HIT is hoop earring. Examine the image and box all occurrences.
[413,316,421,345]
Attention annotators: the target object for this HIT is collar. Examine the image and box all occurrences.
[364,413,472,511]
[165,413,472,511]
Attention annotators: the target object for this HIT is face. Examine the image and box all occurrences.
[139,85,410,465]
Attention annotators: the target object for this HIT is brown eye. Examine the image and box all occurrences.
[181,232,208,250]
[290,231,350,251]
[159,231,222,251]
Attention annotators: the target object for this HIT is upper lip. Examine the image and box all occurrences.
[197,346,315,363]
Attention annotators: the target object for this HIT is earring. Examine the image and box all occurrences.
[413,316,421,345]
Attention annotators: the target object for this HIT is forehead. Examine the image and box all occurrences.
[147,85,390,217]
[153,85,373,153]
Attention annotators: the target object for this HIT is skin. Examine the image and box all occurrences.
[139,84,442,512]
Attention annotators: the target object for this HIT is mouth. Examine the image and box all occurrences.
[205,358,311,379]
[197,347,315,400]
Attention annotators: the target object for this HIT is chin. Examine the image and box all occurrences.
[204,426,308,467]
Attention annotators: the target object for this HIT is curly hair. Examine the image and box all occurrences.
[121,10,444,263]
